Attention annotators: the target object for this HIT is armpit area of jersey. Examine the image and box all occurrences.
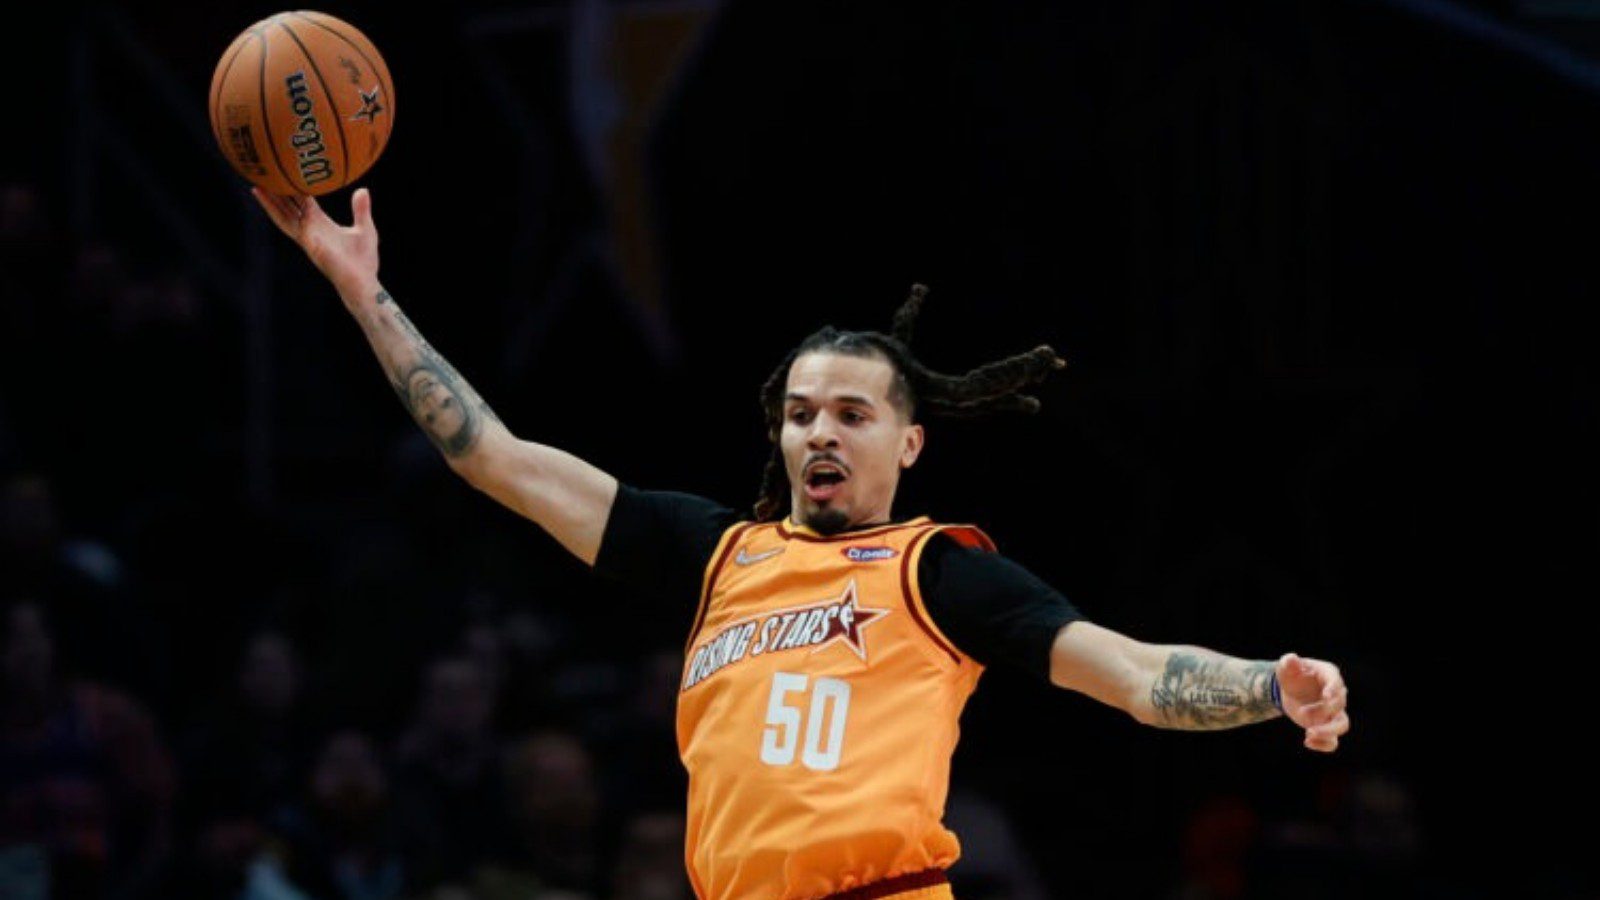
[917,534,1084,680]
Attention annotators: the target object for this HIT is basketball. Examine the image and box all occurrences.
[209,11,395,196]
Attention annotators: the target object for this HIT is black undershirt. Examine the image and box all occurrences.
[592,484,1084,681]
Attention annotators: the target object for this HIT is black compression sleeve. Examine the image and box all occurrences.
[918,534,1085,681]
[592,484,741,603]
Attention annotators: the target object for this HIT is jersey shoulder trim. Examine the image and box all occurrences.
[934,523,996,553]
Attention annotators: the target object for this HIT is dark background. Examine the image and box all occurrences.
[3,0,1596,898]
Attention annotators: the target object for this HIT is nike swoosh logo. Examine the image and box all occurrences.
[734,546,785,566]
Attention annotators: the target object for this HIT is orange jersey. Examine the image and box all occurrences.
[676,516,995,900]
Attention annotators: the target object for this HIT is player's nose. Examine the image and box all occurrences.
[806,414,841,450]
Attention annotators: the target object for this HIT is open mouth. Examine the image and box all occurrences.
[803,463,848,503]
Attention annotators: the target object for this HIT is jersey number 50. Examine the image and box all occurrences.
[760,672,851,772]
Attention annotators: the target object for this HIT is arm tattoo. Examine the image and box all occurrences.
[1149,651,1280,730]
[370,289,501,458]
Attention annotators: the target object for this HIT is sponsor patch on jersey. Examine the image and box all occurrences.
[681,580,890,692]
[843,546,898,562]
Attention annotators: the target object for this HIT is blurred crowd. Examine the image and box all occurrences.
[0,175,687,900]
[1,175,1429,900]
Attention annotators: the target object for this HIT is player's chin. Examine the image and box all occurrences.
[799,496,852,535]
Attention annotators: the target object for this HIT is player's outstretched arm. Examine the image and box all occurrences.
[1047,621,1350,752]
[251,187,618,565]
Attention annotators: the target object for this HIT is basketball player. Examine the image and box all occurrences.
[252,187,1350,900]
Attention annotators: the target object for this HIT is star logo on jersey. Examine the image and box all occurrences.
[680,579,892,691]
[808,579,889,660]
[350,86,385,123]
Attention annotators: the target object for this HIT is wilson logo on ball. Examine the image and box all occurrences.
[284,71,333,186]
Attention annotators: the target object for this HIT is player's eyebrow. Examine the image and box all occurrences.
[785,392,876,407]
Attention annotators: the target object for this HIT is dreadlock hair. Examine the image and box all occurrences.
[752,283,1067,522]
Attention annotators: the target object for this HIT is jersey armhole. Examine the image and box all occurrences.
[903,524,997,667]
[684,521,756,654]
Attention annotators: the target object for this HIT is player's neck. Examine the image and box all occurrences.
[786,512,914,535]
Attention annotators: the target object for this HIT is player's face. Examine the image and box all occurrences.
[781,352,924,533]
[406,368,467,444]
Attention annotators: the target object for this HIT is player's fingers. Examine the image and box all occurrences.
[301,193,335,229]
[1280,653,1323,692]
[1296,699,1333,726]
[1305,732,1339,752]
[1312,679,1350,707]
[1322,682,1347,709]
[275,191,305,219]
[250,187,299,236]
[1307,711,1350,743]
[353,187,374,231]
[280,194,311,228]
[1304,716,1346,751]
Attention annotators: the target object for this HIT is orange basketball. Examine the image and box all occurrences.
[209,11,395,196]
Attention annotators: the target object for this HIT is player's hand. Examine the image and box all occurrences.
[251,187,379,301]
[1275,653,1349,752]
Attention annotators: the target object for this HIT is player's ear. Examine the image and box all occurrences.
[900,424,924,469]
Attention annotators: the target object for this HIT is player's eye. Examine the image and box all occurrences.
[788,408,811,424]
[841,409,865,424]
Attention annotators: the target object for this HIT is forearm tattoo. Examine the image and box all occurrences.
[371,289,501,458]
[1149,651,1280,730]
